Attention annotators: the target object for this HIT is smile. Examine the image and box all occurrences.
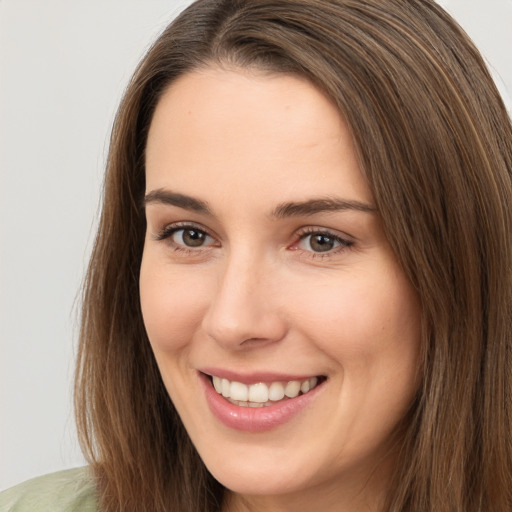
[211,375,320,407]
[200,372,326,431]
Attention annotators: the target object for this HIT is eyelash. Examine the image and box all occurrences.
[293,227,354,259]
[154,222,354,259]
[154,222,217,255]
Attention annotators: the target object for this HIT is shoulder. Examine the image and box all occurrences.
[0,467,97,512]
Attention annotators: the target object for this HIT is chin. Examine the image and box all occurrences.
[208,461,312,497]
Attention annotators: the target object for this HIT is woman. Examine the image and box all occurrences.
[2,0,511,511]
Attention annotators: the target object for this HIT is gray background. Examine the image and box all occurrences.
[1,0,511,491]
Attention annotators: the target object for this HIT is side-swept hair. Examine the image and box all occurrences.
[75,1,512,510]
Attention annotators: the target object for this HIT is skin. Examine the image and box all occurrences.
[140,67,421,512]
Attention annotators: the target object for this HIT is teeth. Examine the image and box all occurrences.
[211,375,320,406]
[268,382,285,401]
[284,380,301,398]
[230,381,249,401]
[248,383,269,403]
[300,380,310,393]
[212,376,222,393]
[221,378,230,397]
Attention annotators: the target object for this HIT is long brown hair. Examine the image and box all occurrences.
[75,1,512,510]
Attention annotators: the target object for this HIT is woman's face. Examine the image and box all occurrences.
[140,67,421,511]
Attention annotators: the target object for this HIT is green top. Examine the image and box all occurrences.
[0,467,97,512]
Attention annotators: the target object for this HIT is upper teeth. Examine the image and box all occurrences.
[212,376,319,404]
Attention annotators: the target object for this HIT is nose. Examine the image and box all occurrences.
[201,251,287,350]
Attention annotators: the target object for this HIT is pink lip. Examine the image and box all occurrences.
[199,367,316,385]
[198,372,324,432]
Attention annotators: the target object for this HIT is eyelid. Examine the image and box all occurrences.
[290,226,354,257]
[152,222,354,259]
[153,221,219,247]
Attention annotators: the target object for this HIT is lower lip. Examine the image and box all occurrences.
[199,373,324,432]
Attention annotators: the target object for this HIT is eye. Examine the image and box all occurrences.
[171,227,212,247]
[301,233,338,252]
[155,223,218,250]
[295,229,353,254]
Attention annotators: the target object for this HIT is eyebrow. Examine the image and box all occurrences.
[143,189,212,215]
[143,188,376,217]
[271,197,376,218]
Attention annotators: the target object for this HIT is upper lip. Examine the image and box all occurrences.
[199,367,324,385]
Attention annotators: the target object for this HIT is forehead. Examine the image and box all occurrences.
[145,67,372,209]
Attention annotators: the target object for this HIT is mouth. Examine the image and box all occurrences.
[199,371,326,432]
[206,373,325,408]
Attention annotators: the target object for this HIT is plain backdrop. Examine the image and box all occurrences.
[1,0,511,492]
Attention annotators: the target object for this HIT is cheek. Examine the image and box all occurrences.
[287,265,421,374]
[139,256,210,353]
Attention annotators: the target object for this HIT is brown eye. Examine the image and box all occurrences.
[171,228,212,248]
[309,234,336,252]
[296,231,351,254]
[183,229,206,247]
